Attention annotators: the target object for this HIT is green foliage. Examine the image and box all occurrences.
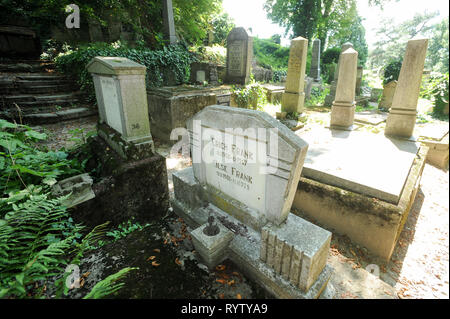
[253,37,290,70]
[322,47,341,65]
[369,11,439,69]
[426,17,449,73]
[422,73,449,118]
[55,42,196,104]
[191,45,227,65]
[83,267,138,299]
[307,86,329,107]
[231,77,268,110]
[210,12,236,46]
[272,69,288,83]
[383,59,403,85]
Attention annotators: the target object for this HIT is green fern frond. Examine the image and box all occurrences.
[83,267,138,299]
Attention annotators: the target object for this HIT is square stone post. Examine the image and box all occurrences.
[162,0,177,45]
[330,48,358,130]
[324,42,353,106]
[309,39,321,82]
[384,39,428,139]
[87,56,153,159]
[281,36,308,113]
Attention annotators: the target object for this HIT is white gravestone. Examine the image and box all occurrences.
[187,105,309,226]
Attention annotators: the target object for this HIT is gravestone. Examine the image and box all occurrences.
[385,39,428,139]
[87,56,153,159]
[281,36,308,113]
[378,80,397,110]
[355,66,363,96]
[162,0,177,44]
[171,105,334,298]
[324,42,353,106]
[309,39,321,82]
[330,48,358,130]
[226,27,253,85]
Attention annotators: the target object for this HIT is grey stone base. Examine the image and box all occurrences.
[171,167,335,299]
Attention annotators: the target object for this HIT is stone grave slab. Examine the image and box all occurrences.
[297,127,419,204]
[354,110,388,125]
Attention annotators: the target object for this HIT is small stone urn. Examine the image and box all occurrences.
[191,216,234,269]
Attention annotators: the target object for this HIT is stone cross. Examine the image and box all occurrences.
[309,39,321,82]
[330,48,358,130]
[281,36,308,113]
[385,39,428,139]
[162,0,177,45]
[226,27,253,85]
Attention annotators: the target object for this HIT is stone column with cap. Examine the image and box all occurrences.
[281,36,308,113]
[384,39,428,139]
[309,39,321,81]
[324,42,353,106]
[330,47,358,130]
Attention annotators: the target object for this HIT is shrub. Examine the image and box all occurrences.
[231,77,267,110]
[55,42,196,104]
[383,59,403,85]
[423,73,449,118]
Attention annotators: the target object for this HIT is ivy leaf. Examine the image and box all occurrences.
[25,130,47,140]
[43,177,57,186]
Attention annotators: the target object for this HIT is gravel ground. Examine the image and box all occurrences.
[38,113,449,299]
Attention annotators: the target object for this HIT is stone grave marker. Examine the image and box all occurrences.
[385,38,428,139]
[171,105,334,298]
[330,47,358,130]
[281,36,308,113]
[87,56,153,159]
[309,39,321,81]
[378,80,397,110]
[226,27,253,85]
[324,42,353,106]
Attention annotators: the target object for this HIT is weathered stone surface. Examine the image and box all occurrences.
[297,127,419,204]
[260,214,331,292]
[226,27,253,85]
[378,81,397,110]
[309,39,321,81]
[187,105,309,226]
[147,86,218,143]
[87,56,153,150]
[71,136,169,229]
[385,39,428,138]
[52,173,95,208]
[330,48,358,130]
[355,66,363,96]
[162,0,177,44]
[191,220,234,269]
[281,37,308,113]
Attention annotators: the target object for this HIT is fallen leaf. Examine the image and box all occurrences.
[236,294,242,299]
[151,261,160,267]
[153,249,160,253]
[219,293,224,299]
[82,271,91,278]
[228,280,235,286]
[175,258,182,265]
[216,264,226,271]
[232,272,240,277]
[216,279,227,284]
[147,256,156,261]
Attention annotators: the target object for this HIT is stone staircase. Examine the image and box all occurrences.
[0,60,97,124]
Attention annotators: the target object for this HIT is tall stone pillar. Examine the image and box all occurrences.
[281,36,308,113]
[162,0,177,44]
[385,39,428,139]
[330,48,358,130]
[226,27,253,85]
[309,39,321,81]
[324,42,353,106]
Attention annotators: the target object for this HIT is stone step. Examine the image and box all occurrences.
[1,106,97,125]
[16,74,67,81]
[15,79,73,87]
[19,84,75,94]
